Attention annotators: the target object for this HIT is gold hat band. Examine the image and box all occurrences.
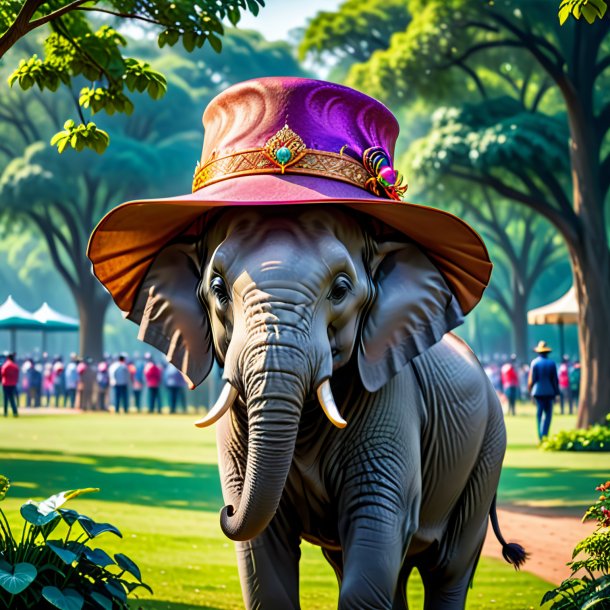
[192,147,372,193]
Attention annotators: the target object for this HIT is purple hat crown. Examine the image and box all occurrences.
[192,77,407,200]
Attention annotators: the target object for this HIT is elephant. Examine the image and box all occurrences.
[127,204,525,609]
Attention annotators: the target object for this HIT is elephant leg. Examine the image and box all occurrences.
[235,504,301,610]
[420,387,504,610]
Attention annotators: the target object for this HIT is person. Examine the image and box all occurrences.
[501,354,520,416]
[42,361,54,407]
[570,360,581,405]
[558,355,574,415]
[75,358,96,411]
[108,355,130,413]
[52,356,65,406]
[528,341,559,441]
[64,354,79,408]
[129,354,145,411]
[164,363,188,413]
[96,360,110,411]
[144,356,162,413]
[27,360,43,408]
[1,352,19,417]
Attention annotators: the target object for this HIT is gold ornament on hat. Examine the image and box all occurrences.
[263,124,307,173]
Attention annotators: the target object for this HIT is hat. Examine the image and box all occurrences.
[88,77,492,316]
[533,340,552,353]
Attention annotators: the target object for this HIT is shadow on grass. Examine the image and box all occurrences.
[0,448,224,512]
[131,602,224,610]
[499,466,608,515]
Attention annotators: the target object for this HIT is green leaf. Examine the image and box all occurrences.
[208,33,222,53]
[59,508,80,526]
[114,553,141,581]
[84,547,115,567]
[91,592,113,610]
[42,586,84,610]
[46,540,79,565]
[183,31,196,52]
[104,579,127,602]
[0,476,9,500]
[20,502,60,526]
[78,516,122,539]
[0,562,37,594]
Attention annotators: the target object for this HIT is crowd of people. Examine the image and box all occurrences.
[1,351,193,417]
[483,342,581,441]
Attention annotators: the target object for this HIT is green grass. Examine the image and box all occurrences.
[1,405,603,609]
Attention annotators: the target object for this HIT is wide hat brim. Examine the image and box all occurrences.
[534,344,553,353]
[87,173,492,316]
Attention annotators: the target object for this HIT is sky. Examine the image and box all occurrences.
[234,0,343,41]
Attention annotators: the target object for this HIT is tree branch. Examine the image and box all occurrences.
[73,6,165,27]
[0,0,45,58]
[26,0,92,30]
[455,61,487,99]
[446,167,578,245]
[26,211,78,293]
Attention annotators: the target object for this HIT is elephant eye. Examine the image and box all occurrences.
[210,275,230,309]
[328,274,353,304]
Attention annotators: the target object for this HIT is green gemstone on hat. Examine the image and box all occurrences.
[275,146,292,165]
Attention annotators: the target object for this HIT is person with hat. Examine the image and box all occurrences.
[86,77,525,608]
[528,340,559,441]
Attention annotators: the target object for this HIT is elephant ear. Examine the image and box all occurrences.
[126,238,213,388]
[358,241,464,392]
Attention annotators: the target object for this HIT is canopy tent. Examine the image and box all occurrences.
[0,296,46,352]
[0,297,80,353]
[33,303,79,352]
[527,286,578,356]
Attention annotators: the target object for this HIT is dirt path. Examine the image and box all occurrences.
[482,507,596,584]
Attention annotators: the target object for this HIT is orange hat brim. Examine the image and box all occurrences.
[87,174,492,317]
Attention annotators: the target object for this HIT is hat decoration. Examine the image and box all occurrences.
[362,146,408,201]
[263,124,307,173]
[192,123,406,202]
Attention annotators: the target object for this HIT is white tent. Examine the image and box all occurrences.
[0,296,45,352]
[527,286,578,355]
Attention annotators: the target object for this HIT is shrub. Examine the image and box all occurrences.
[541,481,610,609]
[542,415,610,452]
[0,475,151,609]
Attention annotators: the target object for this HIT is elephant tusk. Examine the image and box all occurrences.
[194,383,238,428]
[316,380,347,429]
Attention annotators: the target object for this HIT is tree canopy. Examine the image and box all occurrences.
[0,0,265,153]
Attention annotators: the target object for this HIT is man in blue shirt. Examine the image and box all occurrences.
[528,341,559,441]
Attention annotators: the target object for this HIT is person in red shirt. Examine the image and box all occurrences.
[558,355,574,415]
[2,352,20,417]
[143,354,163,413]
[501,354,520,416]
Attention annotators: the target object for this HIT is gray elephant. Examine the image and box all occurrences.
[88,77,525,609]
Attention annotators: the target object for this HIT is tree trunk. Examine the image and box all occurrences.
[565,91,610,427]
[512,289,529,364]
[76,285,110,361]
[572,243,610,427]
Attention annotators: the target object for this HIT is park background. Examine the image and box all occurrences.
[1,1,609,609]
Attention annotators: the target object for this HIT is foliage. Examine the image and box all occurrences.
[559,0,608,24]
[0,475,150,609]
[0,0,265,153]
[542,415,610,452]
[542,481,610,609]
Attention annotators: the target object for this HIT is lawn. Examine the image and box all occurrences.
[0,404,606,609]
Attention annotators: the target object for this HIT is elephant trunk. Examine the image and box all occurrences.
[220,340,309,542]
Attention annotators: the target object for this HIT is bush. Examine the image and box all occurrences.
[542,415,610,451]
[0,475,151,609]
[542,481,610,609]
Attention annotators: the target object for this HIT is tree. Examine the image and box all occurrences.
[0,0,264,152]
[303,1,610,426]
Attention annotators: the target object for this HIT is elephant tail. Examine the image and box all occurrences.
[489,495,528,570]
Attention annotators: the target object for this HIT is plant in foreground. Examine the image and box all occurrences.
[0,475,151,609]
[542,481,610,609]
